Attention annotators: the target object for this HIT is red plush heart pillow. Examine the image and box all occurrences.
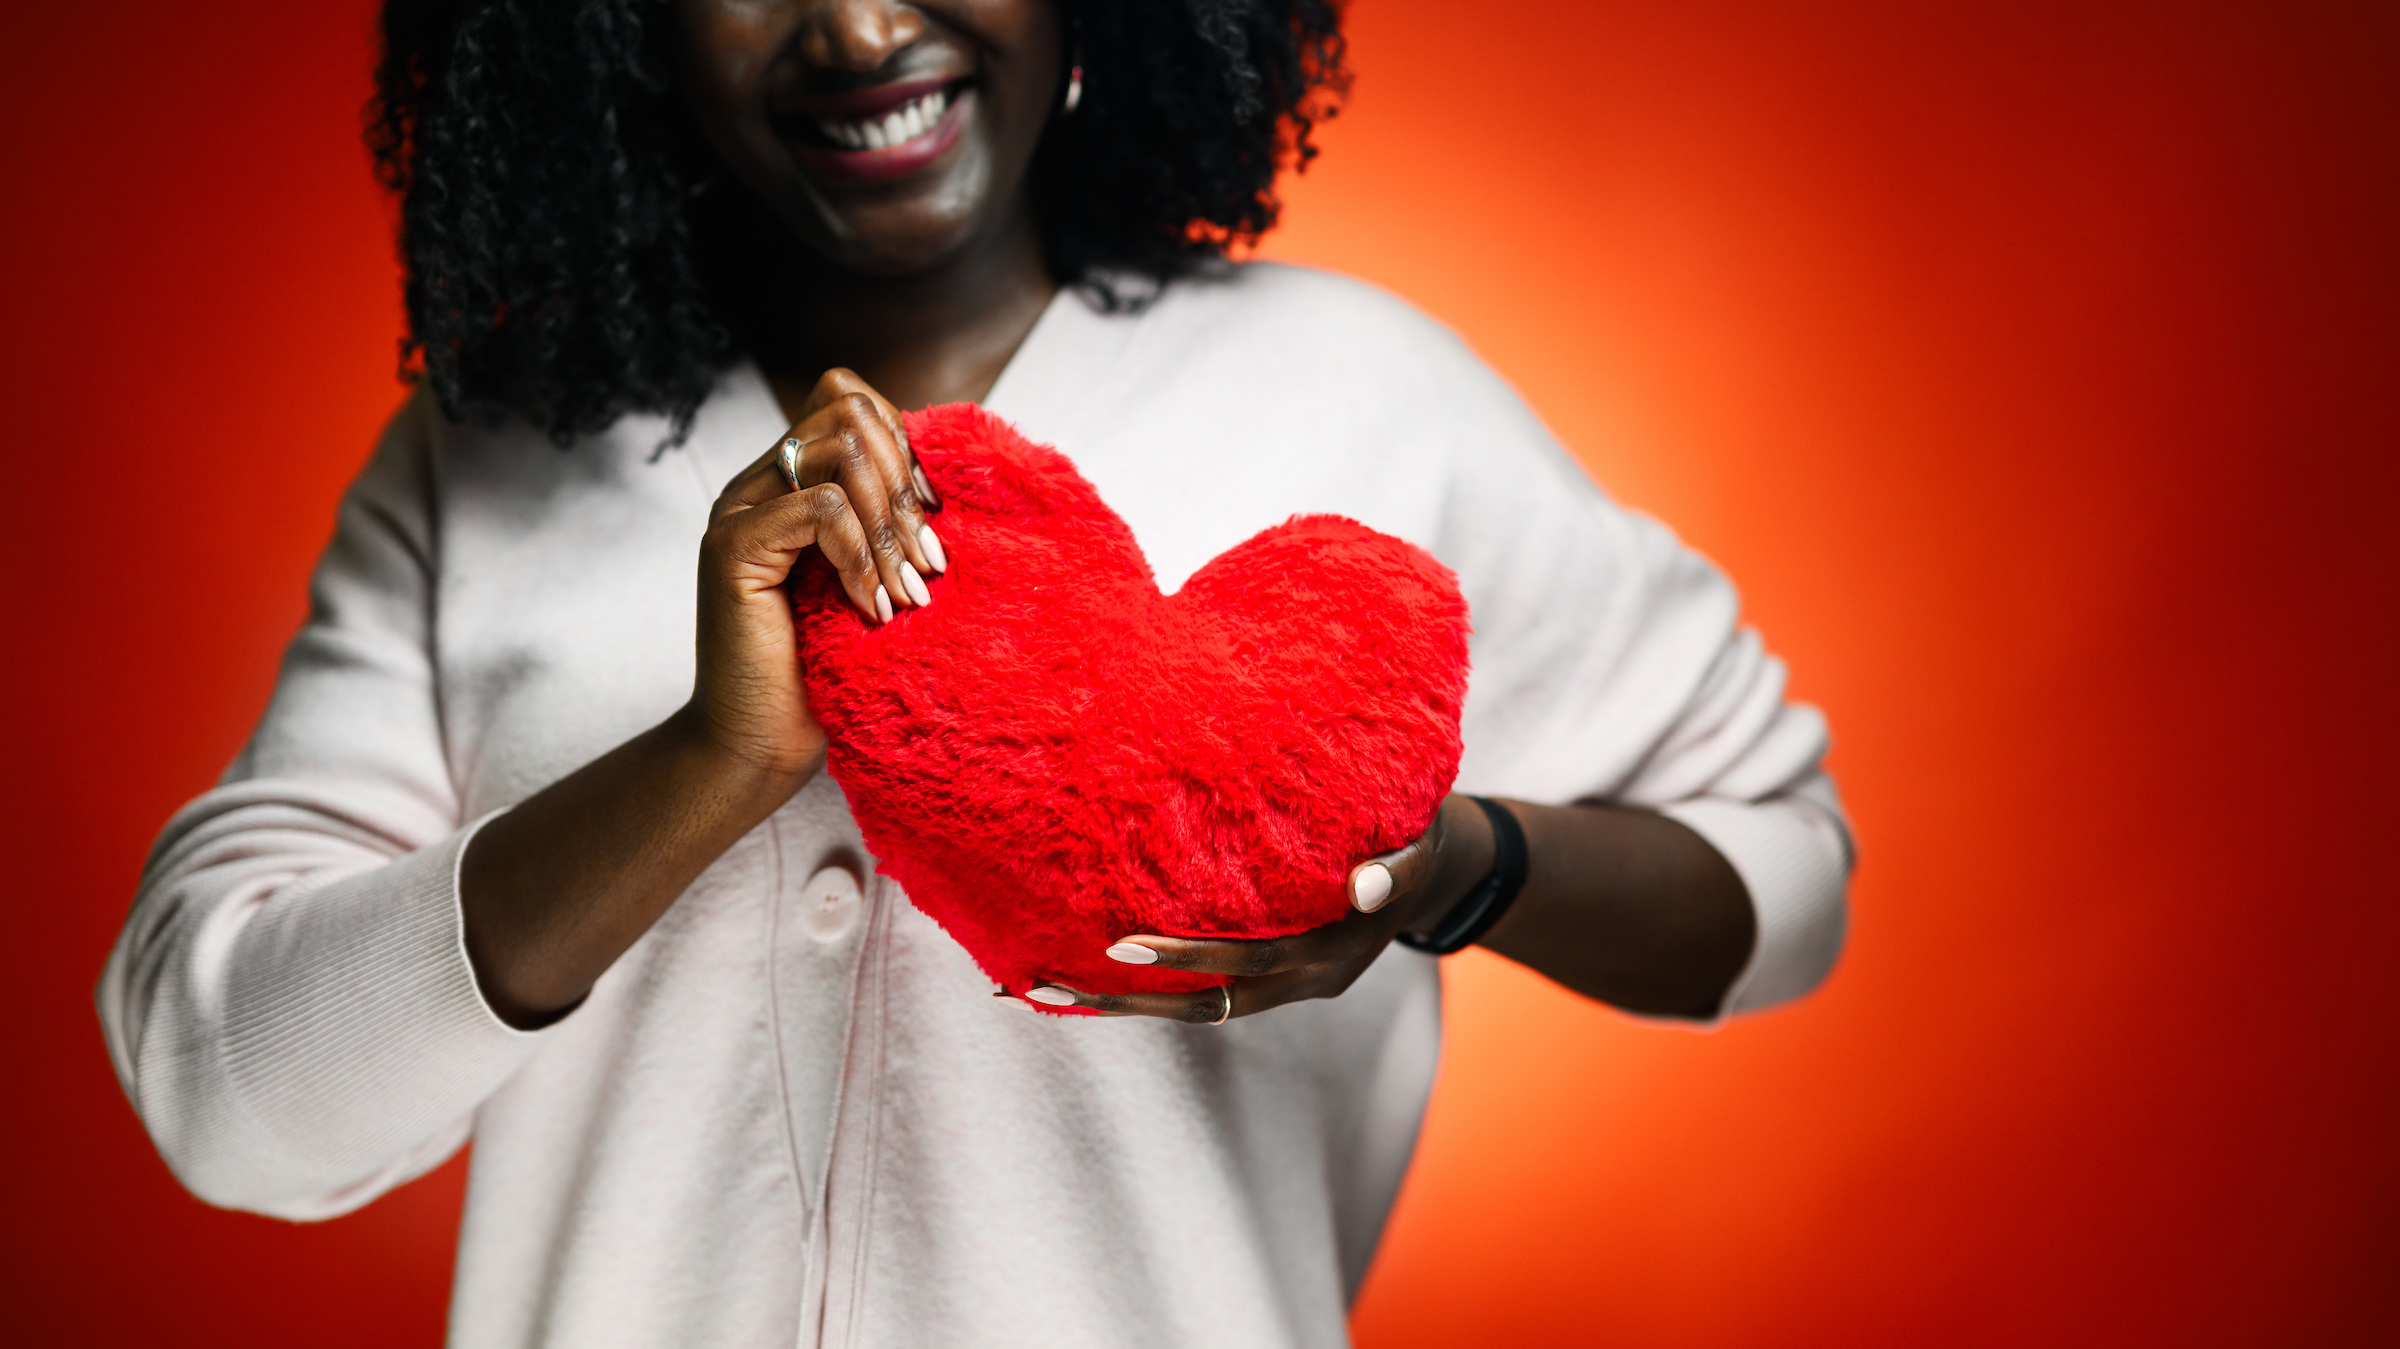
[791,403,1470,1008]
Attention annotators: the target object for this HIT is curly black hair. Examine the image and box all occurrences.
[369,0,1348,445]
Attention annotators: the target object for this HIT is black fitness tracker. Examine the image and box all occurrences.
[1396,795,1529,956]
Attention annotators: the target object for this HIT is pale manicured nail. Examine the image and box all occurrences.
[1026,985,1077,1006]
[913,464,937,505]
[919,524,948,573]
[873,585,894,624]
[995,992,1036,1012]
[898,560,932,608]
[1351,863,1394,912]
[1105,942,1159,965]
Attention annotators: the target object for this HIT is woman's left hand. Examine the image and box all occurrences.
[1015,794,1498,1023]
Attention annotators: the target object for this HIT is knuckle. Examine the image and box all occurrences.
[1238,943,1284,978]
[807,482,850,517]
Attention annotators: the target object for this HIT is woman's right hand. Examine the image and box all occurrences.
[689,368,946,781]
[462,368,946,1026]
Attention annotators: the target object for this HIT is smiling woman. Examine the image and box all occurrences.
[98,1,1848,1345]
[372,0,1343,436]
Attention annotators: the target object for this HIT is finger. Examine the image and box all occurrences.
[790,397,941,607]
[721,385,943,577]
[718,421,924,605]
[1023,966,1330,1023]
[1021,981,1231,1023]
[727,481,886,622]
[805,369,940,516]
[721,422,922,527]
[815,393,939,591]
[805,368,912,458]
[717,440,801,515]
[1208,966,1334,1017]
[717,428,868,516]
[1101,918,1358,978]
[1350,807,1450,913]
[1347,846,1411,914]
[992,988,1139,1017]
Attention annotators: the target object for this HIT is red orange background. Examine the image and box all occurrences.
[4,2,2396,1344]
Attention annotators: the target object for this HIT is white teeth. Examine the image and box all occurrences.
[817,89,951,153]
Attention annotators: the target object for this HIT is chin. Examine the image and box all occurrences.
[809,168,1009,278]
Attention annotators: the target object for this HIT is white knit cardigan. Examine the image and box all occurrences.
[100,263,1850,1349]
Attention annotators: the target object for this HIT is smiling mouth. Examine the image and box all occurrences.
[772,76,969,183]
[806,82,958,152]
[778,75,974,183]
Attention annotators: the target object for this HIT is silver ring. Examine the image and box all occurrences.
[777,437,803,492]
[1208,983,1233,1026]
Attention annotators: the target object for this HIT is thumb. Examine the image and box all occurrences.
[1348,818,1443,914]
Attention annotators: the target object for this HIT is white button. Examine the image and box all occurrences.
[797,866,863,944]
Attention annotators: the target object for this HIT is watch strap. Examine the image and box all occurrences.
[1395,796,1528,956]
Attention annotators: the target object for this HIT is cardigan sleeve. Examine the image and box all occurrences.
[96,394,551,1219]
[1432,355,1852,1022]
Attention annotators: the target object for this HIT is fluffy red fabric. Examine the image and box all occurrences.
[791,404,1470,1011]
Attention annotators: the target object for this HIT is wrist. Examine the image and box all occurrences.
[1403,793,1499,937]
[663,701,821,806]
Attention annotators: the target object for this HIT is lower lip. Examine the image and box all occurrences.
[792,87,971,183]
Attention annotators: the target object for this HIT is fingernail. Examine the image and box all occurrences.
[1026,985,1077,1006]
[918,524,948,573]
[1105,942,1158,965]
[873,585,894,624]
[898,560,932,608]
[1352,863,1394,912]
[913,464,938,506]
[993,991,1036,1011]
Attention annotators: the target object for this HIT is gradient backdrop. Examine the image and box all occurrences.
[4,2,2395,1344]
